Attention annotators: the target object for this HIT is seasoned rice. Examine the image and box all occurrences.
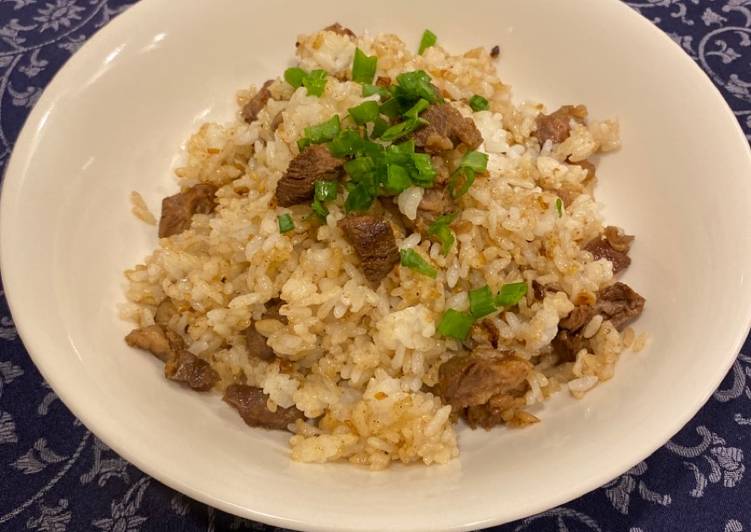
[121,27,640,469]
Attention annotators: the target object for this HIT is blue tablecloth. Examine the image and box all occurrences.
[0,1,749,530]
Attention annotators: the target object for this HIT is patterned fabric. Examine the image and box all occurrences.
[0,1,749,530]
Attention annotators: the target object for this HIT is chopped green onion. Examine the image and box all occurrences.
[380,117,425,142]
[469,285,496,319]
[384,140,414,165]
[448,150,489,198]
[427,212,457,255]
[311,199,329,219]
[555,198,563,217]
[468,95,490,112]
[379,97,404,119]
[371,117,388,139]
[410,153,437,187]
[459,150,489,172]
[437,309,474,341]
[344,156,375,178]
[299,115,341,152]
[394,70,442,104]
[302,69,328,96]
[348,101,380,125]
[277,214,294,233]
[404,98,430,119]
[399,249,437,278]
[362,84,391,99]
[383,164,412,194]
[352,48,377,84]
[328,129,368,158]
[418,29,437,55]
[314,180,338,202]
[448,168,476,198]
[495,282,529,307]
[345,182,375,212]
[284,67,306,88]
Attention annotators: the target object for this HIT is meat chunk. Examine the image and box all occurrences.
[323,22,356,38]
[436,349,532,410]
[241,80,273,124]
[490,45,500,58]
[244,298,288,362]
[275,145,344,207]
[164,350,220,391]
[596,282,645,331]
[585,226,634,274]
[375,75,391,88]
[125,325,174,363]
[551,328,588,363]
[338,215,399,284]
[158,183,218,238]
[223,384,304,431]
[535,105,588,145]
[413,104,483,154]
[465,392,530,429]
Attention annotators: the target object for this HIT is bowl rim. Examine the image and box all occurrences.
[2,0,751,530]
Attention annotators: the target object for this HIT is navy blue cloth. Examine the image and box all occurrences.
[0,1,749,530]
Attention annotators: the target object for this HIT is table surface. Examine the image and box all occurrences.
[1,1,750,531]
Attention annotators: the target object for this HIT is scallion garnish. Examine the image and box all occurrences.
[427,212,457,255]
[495,282,529,307]
[380,118,425,142]
[302,69,328,97]
[404,98,430,119]
[394,70,442,104]
[555,198,563,217]
[284,67,306,88]
[383,164,411,195]
[410,153,437,187]
[297,115,341,151]
[437,309,474,340]
[362,84,391,99]
[468,95,490,112]
[371,117,389,139]
[315,180,338,202]
[469,285,496,319]
[348,100,380,125]
[448,150,489,198]
[399,249,437,278]
[418,29,437,55]
[344,181,376,212]
[352,48,377,84]
[277,214,294,233]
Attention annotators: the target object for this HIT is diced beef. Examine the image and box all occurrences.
[223,384,304,431]
[338,215,399,284]
[436,349,532,410]
[164,350,220,391]
[275,145,344,206]
[375,76,391,87]
[551,328,588,363]
[555,282,645,362]
[490,45,500,58]
[125,325,174,363]
[596,282,645,331]
[323,22,356,38]
[465,392,527,429]
[158,183,218,238]
[242,80,273,124]
[585,226,634,274]
[244,298,288,362]
[413,104,483,154]
[535,105,588,145]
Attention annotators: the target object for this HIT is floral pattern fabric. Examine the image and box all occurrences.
[0,1,749,530]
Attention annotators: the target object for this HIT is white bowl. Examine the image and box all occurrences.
[2,0,751,530]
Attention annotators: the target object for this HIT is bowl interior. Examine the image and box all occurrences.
[2,0,751,530]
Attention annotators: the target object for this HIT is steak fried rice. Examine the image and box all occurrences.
[121,25,646,469]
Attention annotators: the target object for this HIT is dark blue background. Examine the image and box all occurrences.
[0,1,749,530]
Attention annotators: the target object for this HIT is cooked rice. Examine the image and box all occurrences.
[121,27,637,469]
[129,191,156,225]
